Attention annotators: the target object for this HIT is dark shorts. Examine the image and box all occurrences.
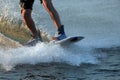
[19,0,42,10]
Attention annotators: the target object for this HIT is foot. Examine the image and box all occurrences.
[52,25,67,40]
[26,29,43,46]
[52,33,67,40]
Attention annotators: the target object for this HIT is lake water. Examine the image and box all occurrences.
[0,0,120,80]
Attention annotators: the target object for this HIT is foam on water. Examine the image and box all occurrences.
[0,43,99,71]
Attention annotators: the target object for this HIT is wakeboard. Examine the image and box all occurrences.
[53,36,84,45]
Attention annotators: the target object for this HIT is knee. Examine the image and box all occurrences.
[21,9,31,19]
[42,0,51,7]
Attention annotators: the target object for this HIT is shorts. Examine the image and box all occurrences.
[19,0,42,10]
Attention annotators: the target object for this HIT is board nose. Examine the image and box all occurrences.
[70,36,84,42]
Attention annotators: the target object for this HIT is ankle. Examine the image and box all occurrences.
[58,25,65,35]
[31,31,40,39]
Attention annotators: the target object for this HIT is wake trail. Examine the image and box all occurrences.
[0,42,101,71]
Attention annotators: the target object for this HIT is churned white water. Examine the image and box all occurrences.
[0,42,99,70]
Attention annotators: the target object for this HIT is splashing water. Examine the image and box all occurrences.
[0,42,100,71]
